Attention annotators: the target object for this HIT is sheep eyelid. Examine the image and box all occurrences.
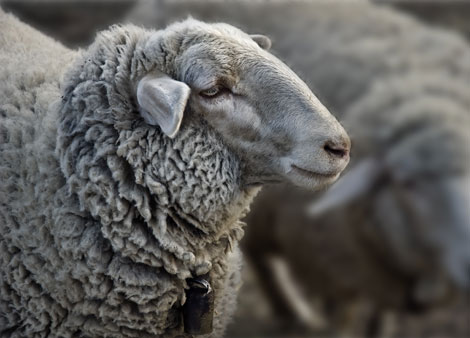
[199,85,231,99]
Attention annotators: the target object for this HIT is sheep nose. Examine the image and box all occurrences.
[323,138,350,159]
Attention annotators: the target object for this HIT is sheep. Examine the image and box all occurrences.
[0,8,350,338]
[130,1,470,336]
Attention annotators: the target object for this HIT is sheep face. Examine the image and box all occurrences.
[138,20,350,190]
[374,128,470,292]
[383,175,470,289]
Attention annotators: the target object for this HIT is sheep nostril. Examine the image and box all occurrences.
[323,141,349,159]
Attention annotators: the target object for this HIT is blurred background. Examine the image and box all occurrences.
[1,1,468,337]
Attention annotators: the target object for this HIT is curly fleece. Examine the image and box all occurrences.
[0,11,258,337]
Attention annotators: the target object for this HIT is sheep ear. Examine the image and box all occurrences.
[136,71,191,138]
[308,158,383,216]
[251,34,272,50]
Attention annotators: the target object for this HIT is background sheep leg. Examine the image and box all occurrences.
[267,256,327,331]
[247,251,326,332]
[325,301,396,338]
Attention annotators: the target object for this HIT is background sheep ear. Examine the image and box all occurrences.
[136,71,191,138]
[251,34,272,50]
[308,158,383,216]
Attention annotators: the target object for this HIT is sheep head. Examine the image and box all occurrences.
[57,19,350,239]
[135,19,350,190]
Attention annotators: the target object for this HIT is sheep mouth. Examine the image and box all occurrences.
[290,165,339,181]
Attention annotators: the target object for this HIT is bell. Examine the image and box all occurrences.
[183,277,214,335]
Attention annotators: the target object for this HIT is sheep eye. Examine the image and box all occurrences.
[200,86,222,98]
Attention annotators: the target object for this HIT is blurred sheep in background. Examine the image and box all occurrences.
[128,1,470,337]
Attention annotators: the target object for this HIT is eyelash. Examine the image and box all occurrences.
[199,85,230,99]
